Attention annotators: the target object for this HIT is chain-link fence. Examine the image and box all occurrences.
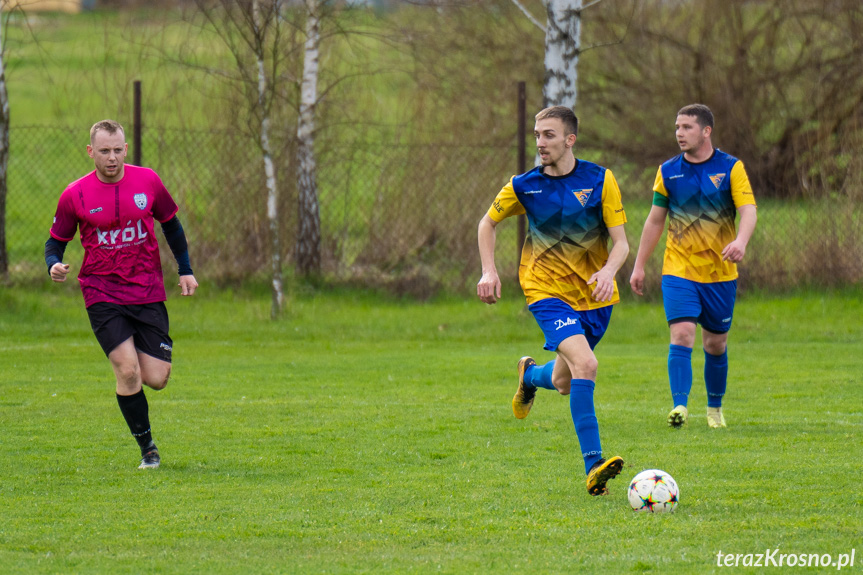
[4,125,862,295]
[6,125,522,295]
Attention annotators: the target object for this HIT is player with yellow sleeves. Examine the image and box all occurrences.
[630,104,758,429]
[477,106,629,496]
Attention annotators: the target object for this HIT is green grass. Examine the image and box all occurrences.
[5,9,229,129]
[3,7,420,131]
[1,286,861,573]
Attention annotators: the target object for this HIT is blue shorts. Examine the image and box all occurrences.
[661,275,737,334]
[528,298,613,352]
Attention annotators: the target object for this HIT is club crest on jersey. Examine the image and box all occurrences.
[134,193,148,210]
[709,173,726,189]
[573,189,593,207]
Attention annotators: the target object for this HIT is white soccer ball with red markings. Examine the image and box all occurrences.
[628,469,679,513]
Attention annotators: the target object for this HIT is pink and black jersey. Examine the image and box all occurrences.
[50,165,179,308]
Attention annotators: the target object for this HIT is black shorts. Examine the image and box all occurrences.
[86,302,173,362]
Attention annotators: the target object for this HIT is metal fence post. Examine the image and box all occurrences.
[517,81,526,271]
[133,80,142,166]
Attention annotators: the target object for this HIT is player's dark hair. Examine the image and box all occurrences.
[677,104,714,130]
[90,119,125,145]
[535,106,579,136]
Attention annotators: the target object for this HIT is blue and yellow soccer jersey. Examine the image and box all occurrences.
[653,149,756,283]
[487,160,627,310]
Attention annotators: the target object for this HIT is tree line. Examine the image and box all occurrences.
[1,0,860,311]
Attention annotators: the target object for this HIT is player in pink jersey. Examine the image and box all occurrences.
[45,119,198,469]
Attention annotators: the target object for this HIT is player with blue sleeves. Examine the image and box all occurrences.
[630,104,758,429]
[477,106,629,496]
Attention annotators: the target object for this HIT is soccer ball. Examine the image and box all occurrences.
[628,469,679,513]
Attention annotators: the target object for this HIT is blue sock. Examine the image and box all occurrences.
[705,349,728,408]
[524,361,556,391]
[668,344,693,407]
[570,379,602,474]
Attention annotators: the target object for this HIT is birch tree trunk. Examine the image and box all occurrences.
[543,0,583,108]
[253,0,284,318]
[0,15,9,282]
[295,0,322,277]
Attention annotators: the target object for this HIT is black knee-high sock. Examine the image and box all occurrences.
[116,389,155,453]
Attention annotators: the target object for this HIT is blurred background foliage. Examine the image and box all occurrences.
[3,0,861,295]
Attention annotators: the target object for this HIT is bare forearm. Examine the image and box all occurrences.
[736,205,757,246]
[477,215,503,304]
[604,228,629,276]
[478,217,498,274]
[607,241,629,276]
[633,217,665,270]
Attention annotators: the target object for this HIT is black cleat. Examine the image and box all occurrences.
[138,449,161,469]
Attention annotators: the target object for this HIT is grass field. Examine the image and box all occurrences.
[1,285,861,573]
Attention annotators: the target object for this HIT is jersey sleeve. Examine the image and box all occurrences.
[486,177,525,222]
[49,187,79,242]
[730,160,757,208]
[151,171,180,223]
[652,166,669,207]
[600,169,627,227]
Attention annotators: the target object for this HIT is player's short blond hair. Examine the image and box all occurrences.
[535,106,579,136]
[89,120,125,145]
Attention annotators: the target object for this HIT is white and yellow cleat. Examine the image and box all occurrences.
[667,405,688,428]
[707,406,727,428]
[512,356,537,419]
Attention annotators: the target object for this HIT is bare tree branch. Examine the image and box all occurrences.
[580,0,635,53]
[510,0,546,33]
